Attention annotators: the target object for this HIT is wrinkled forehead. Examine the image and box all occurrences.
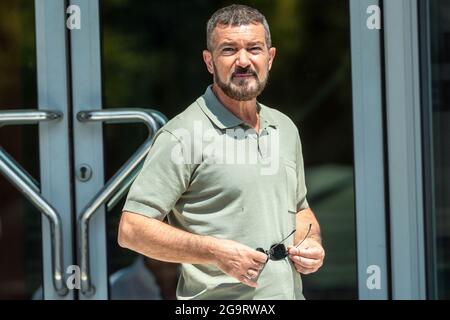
[212,23,267,47]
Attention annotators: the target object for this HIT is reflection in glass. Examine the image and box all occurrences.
[421,0,450,300]
[0,0,41,299]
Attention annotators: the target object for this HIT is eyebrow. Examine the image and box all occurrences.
[218,41,236,49]
[218,41,265,49]
[246,41,265,47]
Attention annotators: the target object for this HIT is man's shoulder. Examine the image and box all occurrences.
[259,102,299,133]
[158,98,211,135]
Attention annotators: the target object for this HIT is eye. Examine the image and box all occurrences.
[249,47,262,53]
[221,47,236,55]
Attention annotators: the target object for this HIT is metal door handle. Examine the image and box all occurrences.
[0,109,60,127]
[0,110,68,296]
[105,110,167,211]
[76,108,165,296]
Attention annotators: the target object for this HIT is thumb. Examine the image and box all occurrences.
[287,246,299,255]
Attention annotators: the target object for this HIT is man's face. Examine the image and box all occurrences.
[203,23,276,101]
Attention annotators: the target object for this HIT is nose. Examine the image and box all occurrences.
[236,49,251,68]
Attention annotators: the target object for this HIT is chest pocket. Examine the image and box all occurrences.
[284,159,297,214]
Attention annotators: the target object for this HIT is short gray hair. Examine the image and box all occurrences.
[206,4,272,51]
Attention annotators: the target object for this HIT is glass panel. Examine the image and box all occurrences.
[420,0,450,300]
[101,0,355,299]
[0,0,41,299]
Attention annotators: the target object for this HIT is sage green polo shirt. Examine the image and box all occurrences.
[123,85,309,300]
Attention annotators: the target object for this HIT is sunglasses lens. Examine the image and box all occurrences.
[256,247,266,254]
[270,243,288,260]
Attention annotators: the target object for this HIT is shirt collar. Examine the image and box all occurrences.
[197,85,278,130]
[258,102,278,130]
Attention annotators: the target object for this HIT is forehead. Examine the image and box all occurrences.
[213,23,266,44]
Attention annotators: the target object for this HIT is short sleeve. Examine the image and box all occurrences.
[122,129,194,220]
[295,128,309,211]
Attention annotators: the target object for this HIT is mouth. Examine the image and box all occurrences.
[233,74,254,78]
[232,72,256,80]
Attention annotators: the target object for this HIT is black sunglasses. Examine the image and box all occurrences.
[256,224,312,261]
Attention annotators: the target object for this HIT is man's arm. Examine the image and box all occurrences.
[294,207,322,245]
[118,211,268,287]
[287,207,325,275]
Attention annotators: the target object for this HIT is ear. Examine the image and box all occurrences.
[268,47,276,71]
[203,50,214,74]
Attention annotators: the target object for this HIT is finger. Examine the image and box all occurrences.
[239,275,258,288]
[290,259,321,275]
[252,250,269,263]
[287,246,299,255]
[247,269,259,279]
[297,247,325,259]
[291,258,323,273]
[251,260,266,271]
[289,255,321,268]
[298,245,323,255]
[256,264,264,271]
[295,265,318,275]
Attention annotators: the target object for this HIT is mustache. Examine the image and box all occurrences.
[231,67,257,78]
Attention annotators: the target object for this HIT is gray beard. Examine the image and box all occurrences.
[213,64,269,101]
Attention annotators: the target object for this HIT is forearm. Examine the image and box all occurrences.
[295,207,322,245]
[118,211,217,264]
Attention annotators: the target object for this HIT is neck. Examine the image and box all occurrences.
[212,84,259,130]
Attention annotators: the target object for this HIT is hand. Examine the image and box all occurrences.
[212,238,268,288]
[287,238,325,275]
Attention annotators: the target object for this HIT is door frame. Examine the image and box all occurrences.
[36,0,428,300]
[350,0,427,300]
[349,0,389,299]
[35,0,75,300]
[383,0,426,299]
[69,0,108,300]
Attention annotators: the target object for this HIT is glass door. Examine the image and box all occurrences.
[0,1,75,300]
[71,0,358,300]
[70,0,169,300]
[420,0,450,300]
[1,0,360,300]
[1,0,166,300]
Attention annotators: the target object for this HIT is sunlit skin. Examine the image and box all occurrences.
[203,23,276,133]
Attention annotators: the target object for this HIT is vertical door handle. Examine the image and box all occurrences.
[0,110,68,296]
[76,108,165,296]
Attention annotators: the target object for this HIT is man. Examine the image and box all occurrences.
[118,4,324,300]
